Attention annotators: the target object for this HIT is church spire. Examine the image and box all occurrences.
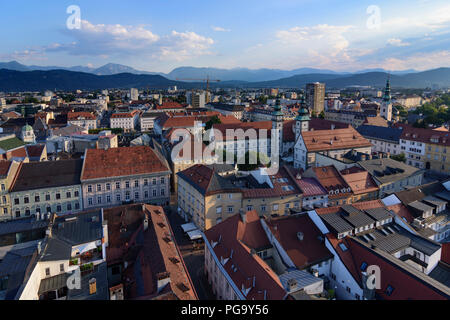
[383,76,391,102]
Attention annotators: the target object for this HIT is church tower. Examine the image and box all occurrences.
[295,95,311,140]
[272,99,284,155]
[380,77,392,121]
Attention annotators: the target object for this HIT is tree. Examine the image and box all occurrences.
[237,151,270,171]
[205,115,222,131]
[391,153,406,163]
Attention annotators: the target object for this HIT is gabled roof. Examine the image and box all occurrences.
[357,125,402,143]
[177,164,240,197]
[265,214,333,269]
[81,146,170,181]
[204,211,287,300]
[10,159,83,192]
[301,127,371,152]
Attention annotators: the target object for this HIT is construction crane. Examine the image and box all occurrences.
[176,76,221,93]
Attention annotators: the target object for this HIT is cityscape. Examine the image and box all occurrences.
[0,0,449,308]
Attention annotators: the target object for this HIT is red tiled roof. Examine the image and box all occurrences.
[67,112,96,121]
[81,146,169,180]
[213,121,273,141]
[26,144,46,158]
[343,235,448,300]
[242,166,302,199]
[309,118,350,130]
[316,199,385,215]
[340,167,379,195]
[312,166,352,199]
[204,211,287,300]
[0,160,12,177]
[104,204,197,300]
[111,110,139,119]
[266,215,333,269]
[302,127,371,152]
[396,123,450,146]
[156,101,184,110]
[387,203,415,223]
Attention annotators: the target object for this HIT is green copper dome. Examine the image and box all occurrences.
[272,99,284,116]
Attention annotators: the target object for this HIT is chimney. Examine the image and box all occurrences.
[297,232,304,241]
[89,278,97,295]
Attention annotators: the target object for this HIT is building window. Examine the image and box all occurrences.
[88,198,93,206]
[116,194,121,202]
[14,198,19,205]
[97,184,102,192]
[161,189,165,196]
[153,190,157,197]
[135,192,139,200]
[152,178,157,185]
[24,197,29,204]
[247,205,253,211]
[134,180,139,188]
[228,206,233,213]
[273,204,279,211]
[60,264,64,272]
[125,192,130,201]
[56,193,61,200]
[25,208,31,216]
[75,202,80,210]
[106,183,111,191]
[144,179,148,186]
[74,191,79,197]
[35,195,40,203]
[125,181,130,189]
[116,182,121,190]
[88,185,93,193]
[216,207,222,214]
[355,294,360,300]
[144,191,149,199]
[106,195,111,203]
[66,192,71,199]
[56,205,62,212]
[261,205,266,212]
[346,287,351,293]
[161,177,165,184]
[385,285,394,296]
[45,268,50,277]
[67,203,72,211]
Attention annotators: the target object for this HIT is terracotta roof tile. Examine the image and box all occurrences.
[302,127,371,152]
[81,146,170,180]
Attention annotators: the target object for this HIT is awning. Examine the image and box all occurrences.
[187,230,203,241]
[181,223,197,233]
[76,242,98,255]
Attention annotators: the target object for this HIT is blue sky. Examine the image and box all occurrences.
[0,0,449,72]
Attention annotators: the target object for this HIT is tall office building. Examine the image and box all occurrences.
[306,83,325,115]
[186,91,206,108]
[130,88,139,101]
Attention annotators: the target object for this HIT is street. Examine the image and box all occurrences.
[164,206,215,300]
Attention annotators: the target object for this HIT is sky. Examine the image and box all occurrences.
[0,0,449,73]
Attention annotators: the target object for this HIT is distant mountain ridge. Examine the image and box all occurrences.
[0,61,422,81]
[0,67,449,92]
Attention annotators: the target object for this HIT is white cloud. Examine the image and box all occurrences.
[381,50,450,71]
[48,20,214,62]
[387,38,411,47]
[212,26,231,32]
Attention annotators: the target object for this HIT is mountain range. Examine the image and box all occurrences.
[0,65,449,92]
[0,61,419,82]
